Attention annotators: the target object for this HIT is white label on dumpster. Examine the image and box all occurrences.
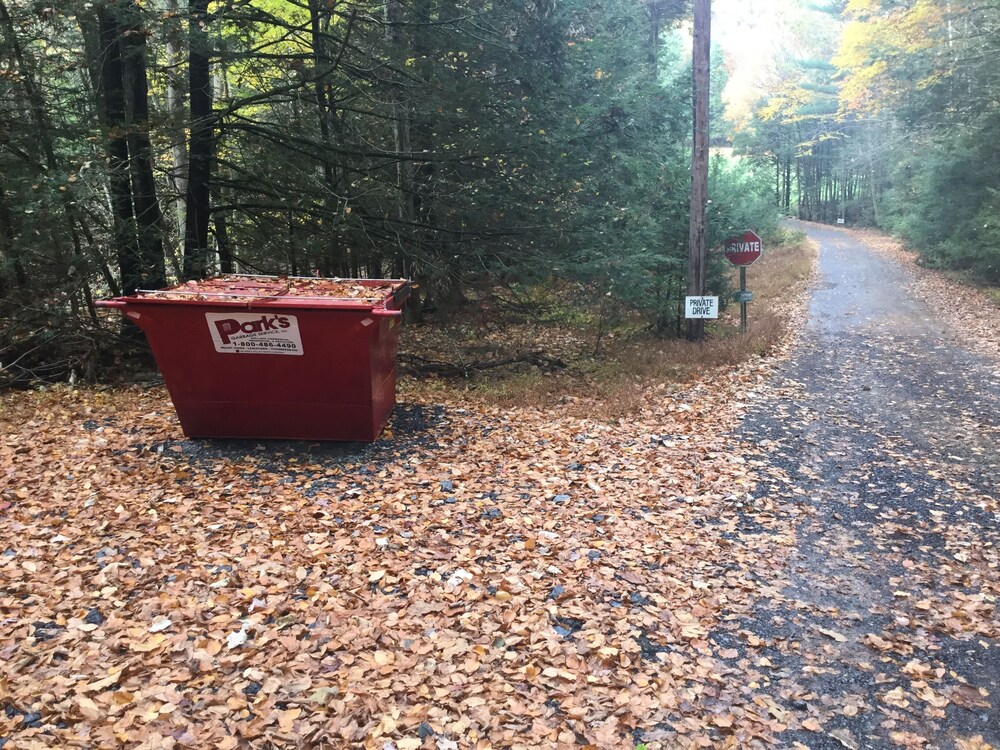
[206,312,304,355]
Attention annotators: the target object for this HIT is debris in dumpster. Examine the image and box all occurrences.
[136,275,399,303]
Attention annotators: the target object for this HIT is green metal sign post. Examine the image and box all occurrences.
[739,267,748,334]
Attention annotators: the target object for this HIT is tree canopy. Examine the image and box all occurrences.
[738,0,1000,281]
[0,0,783,383]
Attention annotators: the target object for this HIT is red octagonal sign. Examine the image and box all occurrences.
[724,230,763,267]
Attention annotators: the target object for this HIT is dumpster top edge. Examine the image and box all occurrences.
[96,276,411,309]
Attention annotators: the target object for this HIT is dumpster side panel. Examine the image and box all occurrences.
[177,403,381,441]
[126,304,386,440]
[369,315,403,436]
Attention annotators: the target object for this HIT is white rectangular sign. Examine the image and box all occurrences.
[685,296,719,319]
[206,312,304,355]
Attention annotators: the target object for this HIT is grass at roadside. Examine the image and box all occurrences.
[401,231,817,417]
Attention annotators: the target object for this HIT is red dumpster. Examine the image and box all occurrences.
[96,275,410,441]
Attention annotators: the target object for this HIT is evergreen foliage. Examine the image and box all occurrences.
[0,0,781,382]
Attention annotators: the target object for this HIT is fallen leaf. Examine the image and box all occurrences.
[829,727,859,749]
[130,633,167,652]
[277,707,301,732]
[865,633,893,651]
[77,696,102,720]
[226,625,248,650]
[955,737,996,750]
[882,687,910,708]
[949,684,990,709]
[149,617,172,633]
[916,685,948,708]
[79,669,122,693]
[889,730,929,748]
[817,627,847,643]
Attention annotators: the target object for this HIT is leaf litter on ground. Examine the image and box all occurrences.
[3,232,997,749]
[0,352,804,748]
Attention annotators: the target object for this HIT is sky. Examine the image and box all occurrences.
[713,0,794,124]
[711,0,825,127]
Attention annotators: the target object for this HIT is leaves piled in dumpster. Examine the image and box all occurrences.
[142,275,403,303]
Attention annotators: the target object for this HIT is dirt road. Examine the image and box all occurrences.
[738,222,1000,748]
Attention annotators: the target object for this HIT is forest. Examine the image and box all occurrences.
[738,0,1000,283]
[2,0,998,386]
[4,6,1000,747]
[0,0,772,385]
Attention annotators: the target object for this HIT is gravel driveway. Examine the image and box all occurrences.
[737,221,1000,749]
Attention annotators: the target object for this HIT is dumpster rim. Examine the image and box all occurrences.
[95,277,411,312]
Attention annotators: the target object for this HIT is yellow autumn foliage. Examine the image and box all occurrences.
[835,0,952,115]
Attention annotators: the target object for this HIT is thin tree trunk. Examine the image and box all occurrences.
[869,155,880,226]
[796,161,802,217]
[212,178,233,273]
[163,0,188,261]
[183,0,213,279]
[121,0,167,289]
[386,0,416,269]
[214,209,233,274]
[649,1,661,71]
[775,157,781,206]
[784,158,791,211]
[77,213,120,295]
[309,0,346,276]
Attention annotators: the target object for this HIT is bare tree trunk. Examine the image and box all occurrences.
[182,0,213,279]
[386,0,416,270]
[309,0,348,276]
[648,0,661,71]
[796,161,803,217]
[213,198,233,273]
[163,0,188,244]
[784,158,791,211]
[686,0,710,342]
[869,155,880,226]
[775,156,781,206]
[121,0,167,289]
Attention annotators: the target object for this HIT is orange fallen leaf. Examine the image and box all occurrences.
[277,707,301,732]
[882,687,910,708]
[130,633,167,652]
[77,696,102,720]
[817,627,847,643]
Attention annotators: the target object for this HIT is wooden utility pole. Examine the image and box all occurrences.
[686,0,711,341]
